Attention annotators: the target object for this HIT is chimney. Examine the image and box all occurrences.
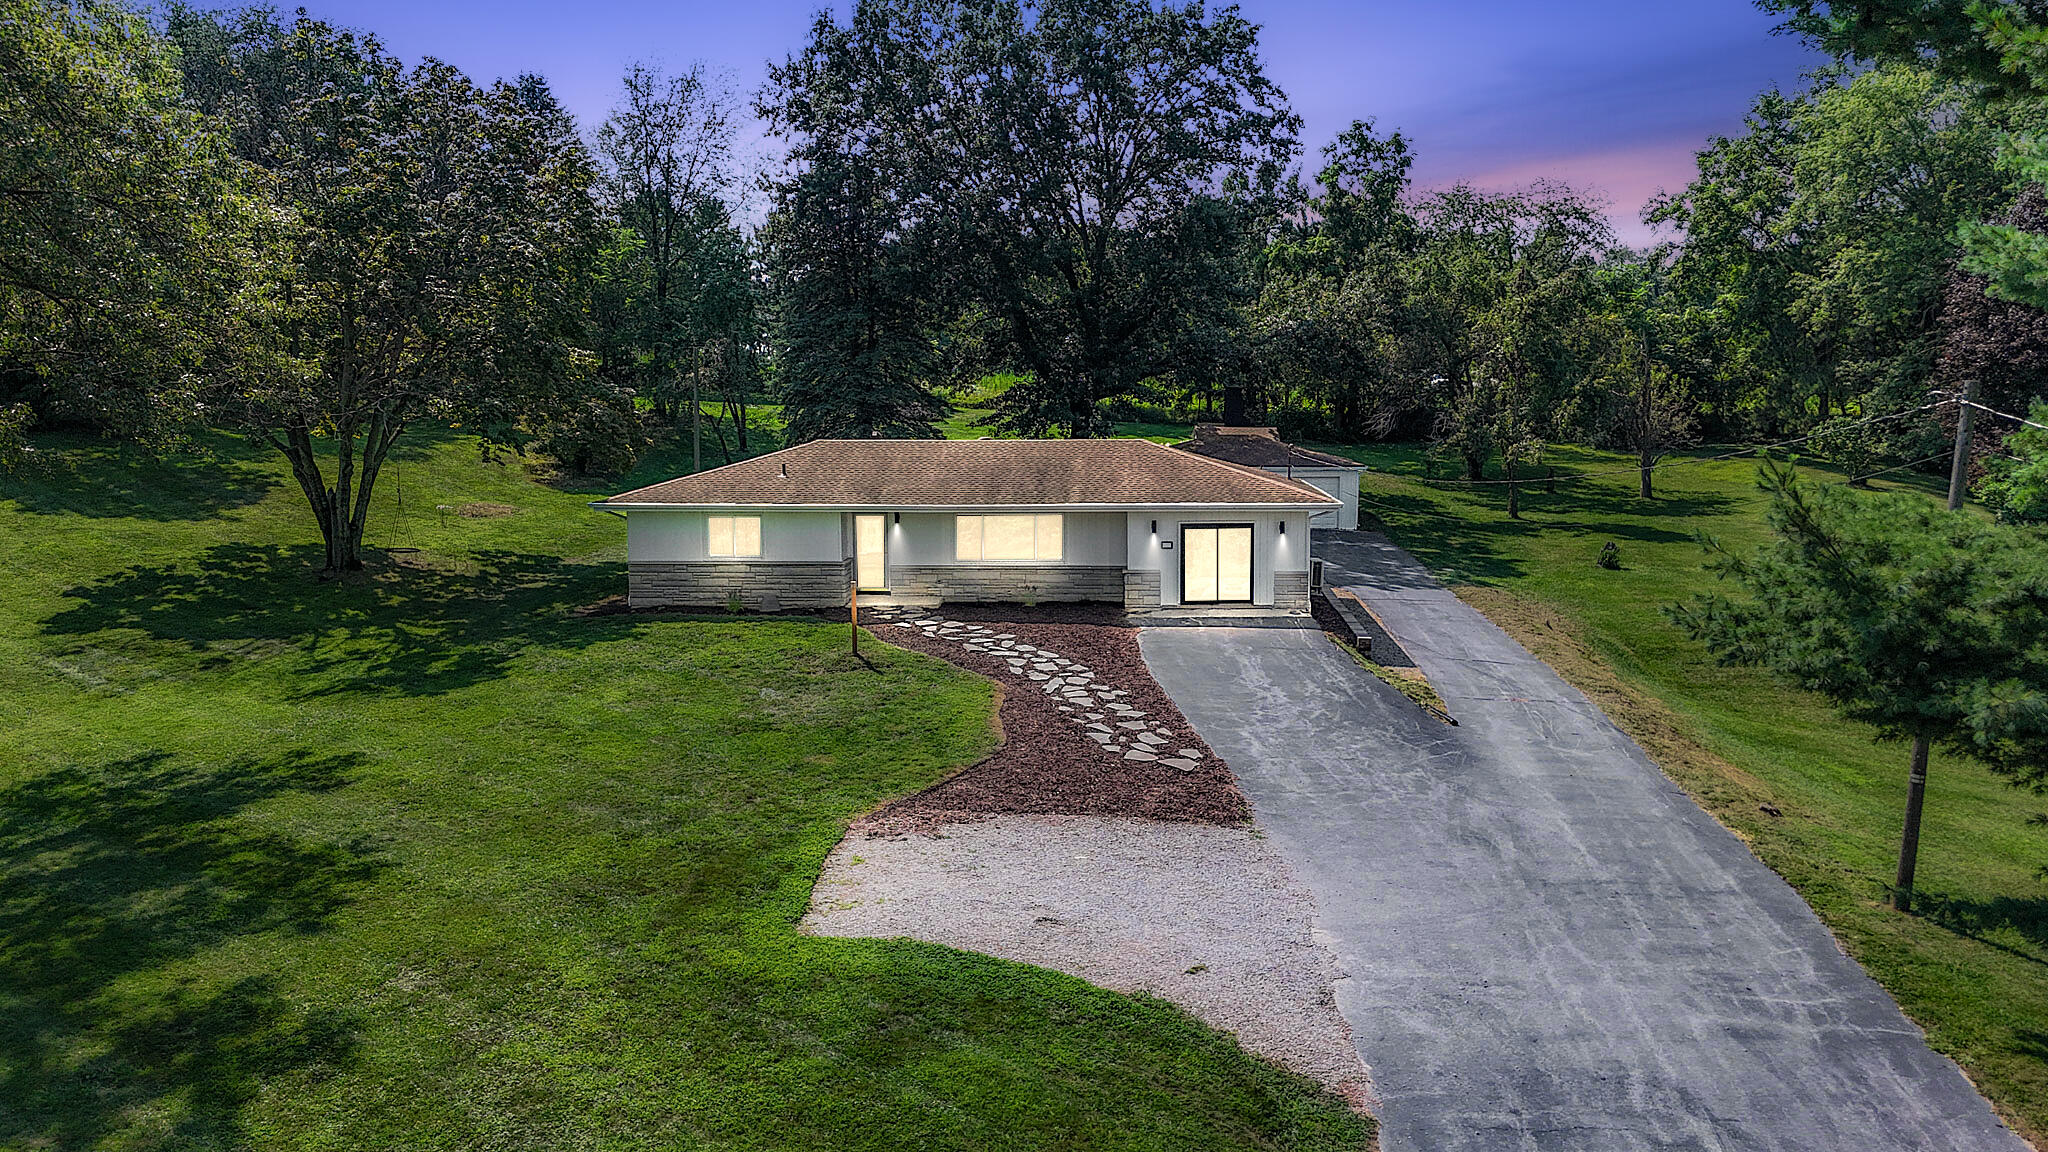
[1222,385,1248,427]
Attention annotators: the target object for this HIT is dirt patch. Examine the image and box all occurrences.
[456,501,517,518]
[869,614,1251,826]
[807,813,1376,1113]
[1455,585,1784,824]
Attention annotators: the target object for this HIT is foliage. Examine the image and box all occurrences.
[1650,64,2011,431]
[1977,401,2048,521]
[593,62,757,443]
[1399,184,1611,480]
[0,0,254,439]
[168,10,602,572]
[759,20,950,443]
[1805,415,1886,483]
[1585,247,1701,498]
[1935,187,2048,457]
[763,0,1299,439]
[1673,460,2048,789]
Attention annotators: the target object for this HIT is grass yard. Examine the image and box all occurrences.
[1340,441,2048,1142]
[0,430,1373,1150]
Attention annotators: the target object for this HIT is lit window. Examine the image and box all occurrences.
[708,515,761,557]
[955,514,1063,561]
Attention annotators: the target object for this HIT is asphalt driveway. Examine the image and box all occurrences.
[1137,532,2026,1152]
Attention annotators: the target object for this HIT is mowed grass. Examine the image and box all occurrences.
[1340,441,2048,1142]
[0,430,1373,1150]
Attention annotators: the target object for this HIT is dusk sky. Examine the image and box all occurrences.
[301,0,1823,245]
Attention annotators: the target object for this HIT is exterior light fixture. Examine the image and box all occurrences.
[1150,519,1157,534]
[1278,520,1286,536]
[893,511,901,525]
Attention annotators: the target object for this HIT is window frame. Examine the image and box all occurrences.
[954,513,1064,563]
[706,514,763,559]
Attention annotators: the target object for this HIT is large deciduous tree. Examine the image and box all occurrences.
[1399,183,1609,483]
[1,0,252,443]
[1673,461,2048,912]
[1589,247,1701,499]
[170,10,600,572]
[761,0,1299,439]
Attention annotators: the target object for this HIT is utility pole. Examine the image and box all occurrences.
[1948,379,1979,512]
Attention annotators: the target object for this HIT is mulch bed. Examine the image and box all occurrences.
[866,613,1252,830]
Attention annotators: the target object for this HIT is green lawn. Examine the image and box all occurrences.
[1342,441,2048,1142]
[0,430,1372,1150]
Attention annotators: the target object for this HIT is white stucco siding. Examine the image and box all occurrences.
[625,509,845,562]
[1273,469,1361,530]
[1124,508,1312,606]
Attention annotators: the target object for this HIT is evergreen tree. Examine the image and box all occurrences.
[1673,461,2048,911]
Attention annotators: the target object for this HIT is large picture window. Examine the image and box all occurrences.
[707,514,762,558]
[955,513,1063,561]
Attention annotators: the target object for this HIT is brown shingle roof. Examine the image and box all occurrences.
[598,438,1339,508]
[1172,425,1366,471]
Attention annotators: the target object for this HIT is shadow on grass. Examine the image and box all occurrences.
[1920,891,2048,967]
[0,750,381,1148]
[41,543,623,697]
[3,433,276,521]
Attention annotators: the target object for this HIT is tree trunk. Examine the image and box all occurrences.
[1639,456,1654,500]
[1462,448,1485,481]
[267,413,403,576]
[1505,456,1520,520]
[1894,734,1930,913]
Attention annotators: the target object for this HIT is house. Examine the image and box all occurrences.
[1172,424,1366,531]
[592,438,1339,612]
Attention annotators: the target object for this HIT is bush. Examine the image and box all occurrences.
[1597,541,1622,570]
[537,386,645,476]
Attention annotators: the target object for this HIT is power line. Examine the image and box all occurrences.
[1842,450,1955,487]
[1960,397,2048,431]
[1406,399,1950,487]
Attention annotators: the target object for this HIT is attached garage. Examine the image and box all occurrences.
[1172,425,1365,531]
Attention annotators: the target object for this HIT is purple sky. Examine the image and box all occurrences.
[296,0,1822,245]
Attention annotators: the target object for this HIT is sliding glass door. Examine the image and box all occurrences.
[1181,524,1253,603]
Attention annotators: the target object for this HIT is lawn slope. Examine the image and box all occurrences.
[1346,442,2048,1143]
[0,431,1372,1150]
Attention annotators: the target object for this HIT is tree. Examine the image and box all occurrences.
[1759,0,2048,309]
[1650,65,2009,432]
[759,10,948,442]
[764,0,1299,439]
[1250,119,1418,440]
[1590,248,1700,499]
[1976,402,2048,522]
[171,11,601,572]
[594,62,749,453]
[1399,184,1610,481]
[1934,186,2048,472]
[1,0,252,439]
[1672,461,2048,912]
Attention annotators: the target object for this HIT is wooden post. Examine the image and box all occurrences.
[850,579,859,656]
[1894,734,1930,912]
[1948,379,1979,512]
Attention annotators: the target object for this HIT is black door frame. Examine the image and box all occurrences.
[1179,522,1255,604]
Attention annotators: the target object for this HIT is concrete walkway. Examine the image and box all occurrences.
[1137,532,2026,1152]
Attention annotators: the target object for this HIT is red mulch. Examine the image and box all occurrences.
[866,615,1252,829]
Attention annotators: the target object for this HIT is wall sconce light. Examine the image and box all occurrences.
[1150,519,1157,534]
[893,511,901,525]
[1278,520,1286,536]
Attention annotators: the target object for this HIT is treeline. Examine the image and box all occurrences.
[7,0,2048,571]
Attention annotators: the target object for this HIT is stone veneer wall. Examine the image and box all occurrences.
[1123,569,1161,609]
[886,564,1124,605]
[628,560,851,610]
[1273,570,1311,611]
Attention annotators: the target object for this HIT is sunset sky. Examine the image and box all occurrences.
[301,0,1823,244]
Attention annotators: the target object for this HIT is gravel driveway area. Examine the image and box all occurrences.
[805,813,1373,1105]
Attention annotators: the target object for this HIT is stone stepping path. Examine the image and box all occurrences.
[876,610,1204,771]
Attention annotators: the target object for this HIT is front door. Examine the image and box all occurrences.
[1181,524,1253,603]
[855,514,887,591]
